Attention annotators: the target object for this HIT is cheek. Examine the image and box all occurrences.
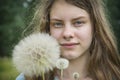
[50,29,62,40]
[77,26,93,44]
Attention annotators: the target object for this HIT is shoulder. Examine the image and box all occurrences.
[16,73,25,80]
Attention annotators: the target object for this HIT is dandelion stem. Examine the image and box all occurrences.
[61,69,63,80]
[42,72,45,80]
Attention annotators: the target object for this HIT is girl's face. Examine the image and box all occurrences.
[50,0,93,60]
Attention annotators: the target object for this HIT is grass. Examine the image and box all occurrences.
[0,57,19,80]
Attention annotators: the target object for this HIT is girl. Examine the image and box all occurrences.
[16,0,120,80]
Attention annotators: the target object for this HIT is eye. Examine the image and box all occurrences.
[51,22,63,28]
[73,20,85,27]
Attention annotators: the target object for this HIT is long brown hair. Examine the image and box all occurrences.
[25,0,120,80]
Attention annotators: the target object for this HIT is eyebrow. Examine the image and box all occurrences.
[50,19,63,22]
[72,16,87,21]
[50,16,87,21]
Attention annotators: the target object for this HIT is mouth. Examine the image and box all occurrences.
[60,43,80,49]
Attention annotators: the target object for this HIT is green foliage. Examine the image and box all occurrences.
[0,0,33,57]
[106,0,120,48]
[0,58,19,80]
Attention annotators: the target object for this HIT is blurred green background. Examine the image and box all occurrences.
[0,0,120,80]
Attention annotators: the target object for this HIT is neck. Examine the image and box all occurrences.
[56,52,90,80]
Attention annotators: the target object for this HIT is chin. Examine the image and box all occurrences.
[61,54,78,60]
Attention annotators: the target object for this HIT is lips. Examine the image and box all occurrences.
[60,43,80,49]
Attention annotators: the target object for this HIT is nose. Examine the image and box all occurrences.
[62,25,74,41]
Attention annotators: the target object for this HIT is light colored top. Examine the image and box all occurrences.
[16,73,25,80]
[16,73,59,80]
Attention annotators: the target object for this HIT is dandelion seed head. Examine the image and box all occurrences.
[73,72,80,80]
[13,33,60,77]
[56,58,69,70]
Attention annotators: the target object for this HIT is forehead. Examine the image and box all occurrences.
[50,0,90,20]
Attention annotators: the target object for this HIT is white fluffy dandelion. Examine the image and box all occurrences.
[12,33,60,77]
[56,58,69,80]
[56,58,69,70]
[73,72,80,80]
